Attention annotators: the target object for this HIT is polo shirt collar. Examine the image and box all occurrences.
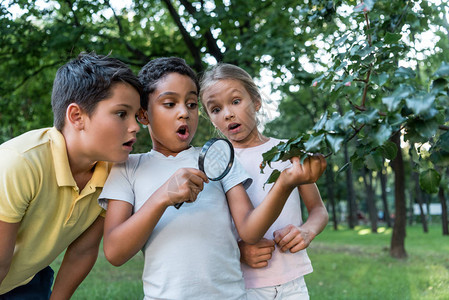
[49,127,110,188]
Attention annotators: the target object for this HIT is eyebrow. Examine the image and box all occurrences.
[156,90,198,100]
[114,103,135,109]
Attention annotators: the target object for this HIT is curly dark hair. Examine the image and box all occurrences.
[138,57,199,109]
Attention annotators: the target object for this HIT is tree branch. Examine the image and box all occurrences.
[161,0,203,72]
[179,0,224,62]
[104,1,150,64]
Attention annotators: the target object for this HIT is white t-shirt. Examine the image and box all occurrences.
[234,138,313,289]
[99,146,251,300]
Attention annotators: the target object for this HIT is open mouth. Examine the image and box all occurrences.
[123,139,136,148]
[176,125,190,140]
[228,123,241,131]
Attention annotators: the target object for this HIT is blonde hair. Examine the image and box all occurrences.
[199,63,261,115]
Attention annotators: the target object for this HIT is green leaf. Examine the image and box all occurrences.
[382,95,401,112]
[264,169,281,187]
[365,151,383,171]
[419,169,441,194]
[313,111,328,131]
[371,73,389,87]
[337,111,355,130]
[387,113,407,128]
[384,32,402,44]
[371,124,393,147]
[378,141,398,160]
[382,84,414,111]
[326,134,344,153]
[413,118,439,139]
[395,67,416,79]
[337,162,350,173]
[304,134,325,152]
[355,108,378,125]
[430,150,449,167]
[335,34,348,46]
[431,78,448,95]
[433,62,449,78]
[405,92,435,115]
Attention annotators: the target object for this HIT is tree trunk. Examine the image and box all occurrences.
[389,133,407,259]
[413,170,428,233]
[344,145,357,229]
[362,167,378,233]
[325,160,338,230]
[379,166,392,227]
[438,186,449,236]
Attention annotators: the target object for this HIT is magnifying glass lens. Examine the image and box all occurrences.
[201,139,234,181]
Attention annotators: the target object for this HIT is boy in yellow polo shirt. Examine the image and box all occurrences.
[0,52,143,299]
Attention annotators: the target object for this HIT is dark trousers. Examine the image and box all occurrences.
[0,266,54,300]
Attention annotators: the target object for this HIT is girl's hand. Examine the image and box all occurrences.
[238,238,276,268]
[273,224,314,253]
[162,168,208,207]
[279,155,327,189]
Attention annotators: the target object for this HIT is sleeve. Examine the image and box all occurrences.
[98,160,136,210]
[221,158,252,193]
[0,149,38,223]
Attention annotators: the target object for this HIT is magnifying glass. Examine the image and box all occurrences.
[174,138,234,209]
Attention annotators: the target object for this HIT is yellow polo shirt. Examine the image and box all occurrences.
[0,127,110,294]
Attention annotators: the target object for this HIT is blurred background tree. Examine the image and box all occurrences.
[1,0,448,258]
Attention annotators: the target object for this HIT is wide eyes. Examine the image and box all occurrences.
[232,99,241,105]
[210,107,221,114]
[116,111,127,118]
[187,102,198,109]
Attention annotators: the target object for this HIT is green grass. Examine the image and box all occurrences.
[306,224,449,300]
[51,224,449,299]
[51,249,144,299]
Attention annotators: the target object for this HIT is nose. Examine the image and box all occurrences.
[178,104,189,119]
[223,106,235,120]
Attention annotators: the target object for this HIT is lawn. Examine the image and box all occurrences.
[51,224,449,299]
[306,224,449,300]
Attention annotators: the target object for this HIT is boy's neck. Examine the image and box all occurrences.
[61,128,96,189]
[152,145,192,157]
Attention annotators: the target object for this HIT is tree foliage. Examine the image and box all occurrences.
[1,0,448,256]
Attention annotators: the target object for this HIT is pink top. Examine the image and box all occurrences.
[234,138,313,288]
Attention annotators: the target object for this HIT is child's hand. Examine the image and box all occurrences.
[238,238,275,268]
[163,168,208,207]
[279,155,327,188]
[273,224,314,253]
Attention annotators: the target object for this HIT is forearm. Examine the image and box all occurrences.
[50,217,103,299]
[103,191,169,266]
[298,184,329,239]
[240,180,294,244]
[0,264,11,286]
[50,247,99,299]
[0,220,19,286]
[301,205,328,239]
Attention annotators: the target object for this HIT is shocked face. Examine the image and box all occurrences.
[141,73,199,157]
[81,82,141,163]
[202,79,261,148]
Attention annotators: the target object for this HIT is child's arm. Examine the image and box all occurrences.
[103,168,208,266]
[0,221,19,285]
[229,155,326,244]
[50,216,104,299]
[273,183,328,253]
[238,238,275,268]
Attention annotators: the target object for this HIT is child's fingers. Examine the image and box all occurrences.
[184,168,209,184]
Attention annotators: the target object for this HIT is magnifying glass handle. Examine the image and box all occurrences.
[174,202,183,209]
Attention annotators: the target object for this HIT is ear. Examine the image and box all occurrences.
[137,108,149,125]
[254,98,262,112]
[66,103,85,130]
